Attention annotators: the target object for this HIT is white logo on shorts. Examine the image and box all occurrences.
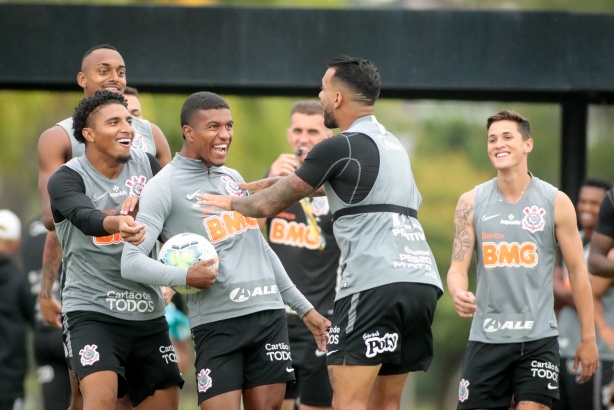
[197,368,213,393]
[458,379,470,402]
[364,332,398,358]
[79,344,100,366]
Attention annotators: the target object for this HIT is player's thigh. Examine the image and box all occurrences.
[126,316,184,407]
[513,337,559,408]
[243,309,294,389]
[63,312,128,385]
[193,310,292,405]
[327,283,437,372]
[457,342,516,409]
[328,364,381,406]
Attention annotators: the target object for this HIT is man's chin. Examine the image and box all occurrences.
[117,154,131,164]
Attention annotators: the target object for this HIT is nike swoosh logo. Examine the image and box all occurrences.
[547,383,557,390]
[186,189,201,200]
[286,367,294,373]
[326,350,338,356]
[93,192,108,202]
[315,349,326,357]
[481,214,500,222]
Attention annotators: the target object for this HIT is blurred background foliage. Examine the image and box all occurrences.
[2,0,614,409]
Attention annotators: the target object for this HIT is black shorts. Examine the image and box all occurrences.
[63,311,184,406]
[192,309,294,405]
[284,313,332,407]
[457,337,560,409]
[326,282,438,375]
[554,358,614,410]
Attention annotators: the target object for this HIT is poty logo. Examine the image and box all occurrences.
[364,332,398,358]
[197,369,213,393]
[79,344,100,366]
[229,285,278,302]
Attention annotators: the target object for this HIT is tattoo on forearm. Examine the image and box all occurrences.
[235,178,308,218]
[452,199,473,262]
[39,234,62,299]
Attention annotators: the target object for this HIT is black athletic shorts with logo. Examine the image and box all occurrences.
[457,337,560,409]
[326,282,438,375]
[284,313,332,407]
[63,311,184,406]
[192,309,294,405]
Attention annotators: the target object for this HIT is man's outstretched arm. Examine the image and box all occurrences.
[198,173,315,217]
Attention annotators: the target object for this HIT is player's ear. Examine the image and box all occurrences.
[183,125,194,142]
[82,127,95,143]
[77,72,87,90]
[524,138,534,154]
[334,91,342,109]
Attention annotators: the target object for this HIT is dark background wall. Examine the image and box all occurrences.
[1,4,612,200]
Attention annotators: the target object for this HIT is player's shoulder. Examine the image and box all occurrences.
[39,123,71,148]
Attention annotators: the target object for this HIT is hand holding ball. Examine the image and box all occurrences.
[158,233,219,294]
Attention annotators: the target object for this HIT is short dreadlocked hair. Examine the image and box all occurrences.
[72,90,127,143]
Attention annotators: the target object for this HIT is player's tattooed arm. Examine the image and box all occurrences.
[452,194,475,262]
[39,231,62,299]
[199,174,315,217]
[239,176,283,194]
[38,231,63,328]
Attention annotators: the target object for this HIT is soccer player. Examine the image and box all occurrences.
[447,109,598,410]
[37,45,172,408]
[48,90,183,409]
[197,56,444,410]
[265,100,337,410]
[121,91,330,410]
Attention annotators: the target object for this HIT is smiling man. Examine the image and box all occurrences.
[197,57,443,410]
[37,46,173,408]
[121,91,330,410]
[446,110,598,410]
[47,90,183,409]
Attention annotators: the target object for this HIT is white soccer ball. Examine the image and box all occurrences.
[157,233,219,295]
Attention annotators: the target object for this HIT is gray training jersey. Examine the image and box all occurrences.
[57,116,157,159]
[324,116,443,301]
[470,176,559,343]
[56,150,164,320]
[122,154,313,329]
[559,238,614,360]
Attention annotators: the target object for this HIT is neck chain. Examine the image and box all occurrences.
[499,177,531,203]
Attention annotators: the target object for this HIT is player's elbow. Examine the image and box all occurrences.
[42,212,55,231]
[120,248,137,280]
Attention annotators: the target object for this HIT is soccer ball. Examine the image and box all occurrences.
[157,233,219,295]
